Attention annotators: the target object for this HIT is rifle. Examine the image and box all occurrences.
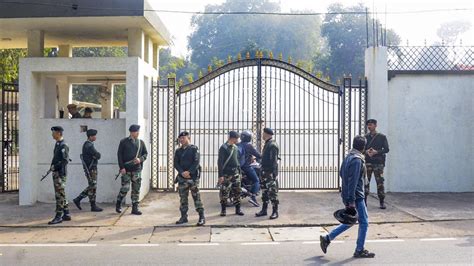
[114,159,135,180]
[40,169,52,181]
[80,154,93,178]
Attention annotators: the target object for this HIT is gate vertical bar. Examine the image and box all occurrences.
[166,77,177,190]
[256,59,263,151]
[1,83,5,192]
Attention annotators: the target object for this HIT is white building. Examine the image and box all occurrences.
[0,0,171,205]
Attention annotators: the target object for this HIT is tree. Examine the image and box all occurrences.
[158,48,197,84]
[188,0,323,70]
[436,20,472,45]
[0,49,27,83]
[315,3,401,81]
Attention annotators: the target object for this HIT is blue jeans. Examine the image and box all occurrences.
[242,166,260,195]
[328,198,369,252]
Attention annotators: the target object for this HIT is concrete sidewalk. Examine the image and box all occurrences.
[0,191,473,227]
[0,192,473,244]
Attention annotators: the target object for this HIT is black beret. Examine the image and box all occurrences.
[366,119,377,125]
[263,127,274,135]
[51,126,64,132]
[129,124,140,132]
[84,107,93,113]
[228,131,240,139]
[179,131,190,138]
[86,129,97,137]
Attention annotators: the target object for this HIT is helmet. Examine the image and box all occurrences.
[240,130,253,142]
[334,207,358,224]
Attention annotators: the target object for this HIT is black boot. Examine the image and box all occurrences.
[235,204,244,216]
[131,203,142,215]
[197,211,206,226]
[270,204,279,219]
[176,211,188,224]
[62,209,72,221]
[379,199,386,209]
[73,195,84,210]
[220,204,226,217]
[115,199,122,214]
[255,202,268,217]
[90,201,103,212]
[48,213,63,225]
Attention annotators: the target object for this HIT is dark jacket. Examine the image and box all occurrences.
[51,139,69,176]
[340,149,366,205]
[364,132,389,165]
[117,137,148,172]
[217,142,240,177]
[82,140,101,169]
[237,141,261,168]
[71,112,82,119]
[261,138,279,174]
[174,144,200,179]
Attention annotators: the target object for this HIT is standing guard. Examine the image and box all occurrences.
[174,131,205,226]
[73,129,103,212]
[217,131,244,217]
[256,128,280,219]
[116,124,148,215]
[48,126,71,225]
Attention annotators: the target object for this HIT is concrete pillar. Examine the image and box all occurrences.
[27,30,44,57]
[100,83,114,119]
[364,46,390,191]
[58,45,72,57]
[144,35,153,64]
[128,28,145,59]
[153,43,159,70]
[56,76,71,116]
[43,77,57,118]
[365,47,389,133]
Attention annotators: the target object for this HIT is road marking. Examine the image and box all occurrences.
[241,242,280,246]
[120,244,160,247]
[366,239,405,243]
[302,240,344,244]
[420,238,457,241]
[177,243,219,246]
[0,244,97,247]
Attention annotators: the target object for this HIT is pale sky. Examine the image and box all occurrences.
[149,0,474,57]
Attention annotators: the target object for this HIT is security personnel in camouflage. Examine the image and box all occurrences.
[116,124,148,215]
[174,131,205,226]
[256,128,280,219]
[73,129,103,212]
[217,131,244,217]
[48,126,71,225]
[364,119,390,209]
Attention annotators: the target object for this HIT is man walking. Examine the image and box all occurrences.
[255,128,280,219]
[116,124,148,215]
[217,131,244,216]
[48,126,71,225]
[364,119,390,209]
[73,129,103,212]
[174,131,205,226]
[320,135,375,258]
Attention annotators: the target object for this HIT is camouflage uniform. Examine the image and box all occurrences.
[260,138,280,206]
[174,144,204,214]
[364,132,389,202]
[116,137,148,205]
[217,142,241,205]
[78,140,101,203]
[118,171,142,204]
[51,139,70,215]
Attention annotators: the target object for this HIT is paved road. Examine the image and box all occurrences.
[0,237,472,265]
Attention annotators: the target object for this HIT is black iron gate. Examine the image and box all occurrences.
[151,57,366,190]
[1,83,19,192]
